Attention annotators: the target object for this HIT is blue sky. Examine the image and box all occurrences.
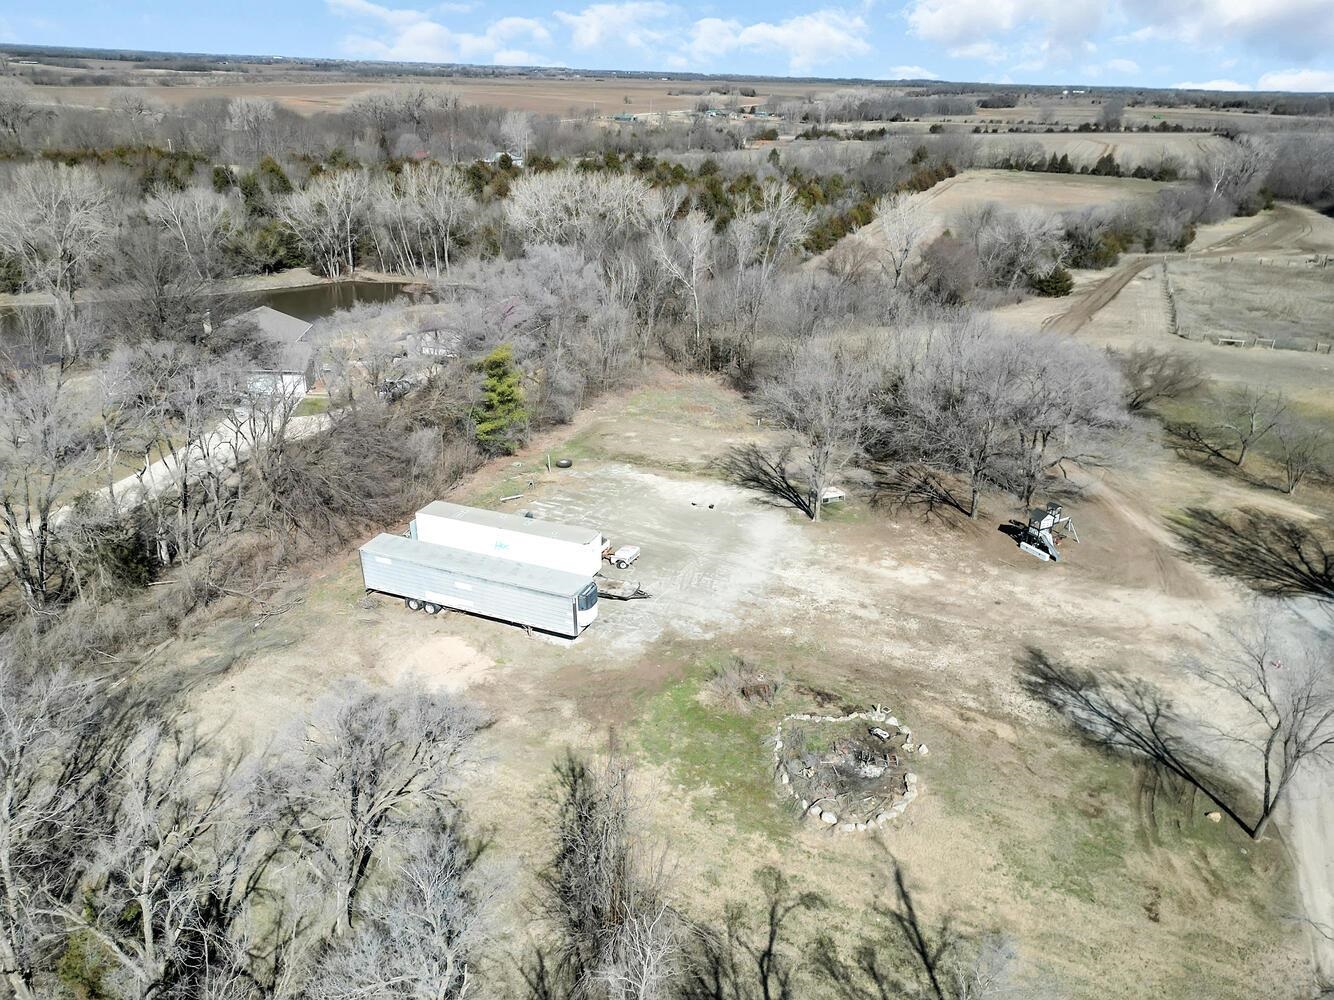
[5,0,1334,91]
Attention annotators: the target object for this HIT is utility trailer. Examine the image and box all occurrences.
[359,533,599,638]
[411,500,606,577]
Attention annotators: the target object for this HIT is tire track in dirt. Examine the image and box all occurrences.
[1042,258,1156,335]
[1043,205,1321,336]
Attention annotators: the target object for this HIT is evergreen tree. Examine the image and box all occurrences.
[471,345,528,455]
[1029,265,1074,297]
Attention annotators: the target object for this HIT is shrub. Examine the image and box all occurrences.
[1029,265,1074,297]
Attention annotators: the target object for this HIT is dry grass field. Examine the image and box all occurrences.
[133,363,1322,999]
[994,204,1334,417]
[812,169,1168,269]
[33,75,804,115]
[975,131,1229,169]
[1170,259,1334,351]
[956,103,1330,132]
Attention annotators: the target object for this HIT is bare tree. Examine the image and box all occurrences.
[653,210,715,348]
[1196,136,1274,216]
[227,96,276,162]
[877,319,1018,518]
[963,205,1067,292]
[1097,98,1124,131]
[1023,617,1334,842]
[1114,345,1204,413]
[0,161,115,327]
[0,78,45,148]
[1005,335,1125,506]
[347,90,402,156]
[754,340,885,521]
[277,171,369,278]
[370,162,476,277]
[109,88,166,144]
[1272,416,1328,495]
[0,314,94,612]
[1218,386,1286,469]
[53,721,262,1000]
[505,168,659,265]
[307,815,495,1000]
[599,894,683,1000]
[728,182,813,339]
[0,664,109,1000]
[875,191,929,289]
[144,186,242,282]
[527,752,680,1000]
[279,683,485,935]
[500,110,534,160]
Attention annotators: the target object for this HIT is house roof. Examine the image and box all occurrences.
[226,306,314,374]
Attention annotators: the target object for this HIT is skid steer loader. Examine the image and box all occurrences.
[1016,502,1079,562]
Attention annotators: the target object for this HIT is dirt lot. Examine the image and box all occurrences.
[144,363,1322,998]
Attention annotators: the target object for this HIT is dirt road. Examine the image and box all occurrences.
[1042,204,1334,336]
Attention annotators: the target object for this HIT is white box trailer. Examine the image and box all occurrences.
[411,500,605,577]
[359,533,598,638]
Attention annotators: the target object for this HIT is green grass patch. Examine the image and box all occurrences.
[633,668,789,838]
[293,395,330,417]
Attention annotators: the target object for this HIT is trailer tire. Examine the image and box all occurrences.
[406,598,423,611]
[424,603,441,615]
[615,559,629,569]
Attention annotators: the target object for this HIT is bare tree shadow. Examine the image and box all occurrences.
[1018,648,1259,837]
[809,855,1026,1000]
[717,444,816,519]
[678,865,824,1000]
[870,465,971,523]
[1169,507,1334,604]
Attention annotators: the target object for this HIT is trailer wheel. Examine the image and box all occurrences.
[406,598,423,611]
[615,559,629,569]
[424,603,441,615]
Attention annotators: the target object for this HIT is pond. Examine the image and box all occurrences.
[0,278,415,345]
[243,279,413,322]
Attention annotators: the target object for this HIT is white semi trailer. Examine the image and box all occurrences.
[411,500,606,577]
[359,533,599,637]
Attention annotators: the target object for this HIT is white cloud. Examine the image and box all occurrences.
[1257,68,1334,92]
[948,41,1006,62]
[1106,57,1139,74]
[554,2,675,50]
[329,0,551,64]
[889,64,940,79]
[908,0,1334,75]
[1121,0,1334,62]
[1173,78,1253,91]
[685,8,871,73]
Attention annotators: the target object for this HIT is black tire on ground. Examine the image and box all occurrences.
[615,559,629,569]
[555,458,574,468]
[406,598,423,611]
[424,603,441,615]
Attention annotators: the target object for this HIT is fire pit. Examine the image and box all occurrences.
[772,706,927,833]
